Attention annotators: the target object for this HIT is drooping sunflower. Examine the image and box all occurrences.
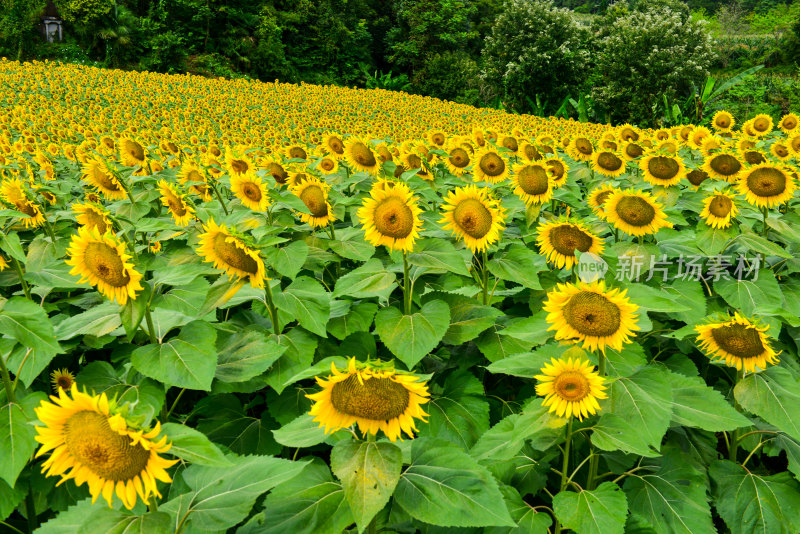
[778,112,799,135]
[712,110,735,133]
[699,190,738,229]
[545,157,569,188]
[196,219,266,288]
[695,313,780,373]
[73,202,111,234]
[322,133,346,159]
[544,280,640,353]
[620,141,646,161]
[34,384,176,510]
[640,154,686,186]
[511,161,554,205]
[520,142,543,162]
[66,226,143,305]
[751,114,774,137]
[439,185,505,253]
[567,136,594,162]
[738,163,796,208]
[702,151,743,182]
[473,146,510,184]
[603,189,672,237]
[591,150,626,178]
[81,157,126,201]
[587,184,620,219]
[617,124,640,142]
[230,171,270,212]
[357,181,422,252]
[118,137,147,168]
[291,176,335,228]
[157,180,195,226]
[225,148,256,177]
[344,137,380,175]
[50,369,75,391]
[535,357,607,421]
[306,358,430,442]
[740,149,767,166]
[444,143,472,177]
[537,218,604,269]
[259,157,291,186]
[284,143,308,161]
[686,168,710,189]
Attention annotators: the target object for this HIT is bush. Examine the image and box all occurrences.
[481,0,592,114]
[591,0,716,125]
[413,51,482,105]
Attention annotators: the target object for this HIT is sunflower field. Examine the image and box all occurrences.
[2,59,800,534]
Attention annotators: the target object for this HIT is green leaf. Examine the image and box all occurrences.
[696,223,734,255]
[622,283,690,312]
[273,276,331,337]
[475,324,535,362]
[714,271,782,316]
[734,366,800,441]
[331,440,402,532]
[266,240,309,279]
[666,372,750,431]
[0,393,40,486]
[76,362,165,427]
[498,312,552,345]
[34,498,96,534]
[131,320,217,390]
[553,482,628,534]
[0,478,25,521]
[272,413,328,448]
[325,228,375,261]
[733,229,792,259]
[266,327,318,394]
[0,231,26,263]
[150,261,217,287]
[255,460,354,534]
[487,344,587,378]
[0,297,62,387]
[327,301,378,341]
[592,413,660,458]
[161,454,309,532]
[160,423,231,467]
[487,244,545,289]
[76,509,172,534]
[214,327,286,383]
[710,459,800,534]
[332,258,396,299]
[374,300,450,368]
[486,484,552,534]
[394,438,516,528]
[430,292,502,345]
[662,279,706,324]
[603,344,647,378]
[53,302,122,340]
[407,238,470,276]
[424,370,489,450]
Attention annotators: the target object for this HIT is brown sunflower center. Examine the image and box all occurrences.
[328,137,344,154]
[376,146,393,163]
[524,145,542,161]
[597,152,623,172]
[791,137,800,153]
[553,371,591,401]
[615,196,656,227]
[709,195,733,217]
[320,159,335,171]
[594,191,612,210]
[15,201,37,217]
[743,151,766,165]
[83,209,109,234]
[550,225,593,256]
[547,160,565,180]
[64,411,150,481]
[746,167,787,197]
[453,198,493,239]
[432,133,445,146]
[241,182,262,202]
[620,128,639,142]
[122,140,145,162]
[687,169,709,186]
[164,191,188,216]
[575,138,593,155]
[55,374,74,389]
[709,155,742,176]
[289,147,307,160]
[84,242,131,287]
[167,142,178,153]
[185,170,203,182]
[479,152,505,177]
[782,117,798,130]
[449,148,470,168]
[502,137,518,152]
[517,165,550,195]
[754,117,771,132]
[625,144,643,158]
[647,156,680,180]
[300,185,329,217]
[715,114,732,128]
[374,196,414,239]
[230,159,249,174]
[330,375,410,420]
[89,167,120,192]
[711,324,765,359]
[350,142,377,167]
[212,233,259,274]
[266,163,288,184]
[563,291,622,337]
[773,144,789,157]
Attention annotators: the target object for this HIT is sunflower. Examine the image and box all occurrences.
[81,157,126,201]
[740,150,767,166]
[618,124,640,142]
[178,162,213,201]
[770,142,792,161]
[291,176,335,227]
[230,172,270,211]
[284,143,308,161]
[587,184,619,219]
[157,180,195,225]
[344,137,380,175]
[640,154,686,186]
[778,113,799,135]
[499,134,519,153]
[225,147,256,177]
[544,280,640,353]
[66,226,143,305]
[520,142,543,161]
[118,137,147,168]
[34,384,176,510]
[473,146,509,184]
[567,137,594,162]
[545,157,569,188]
[73,202,111,234]
[751,114,774,137]
[196,219,266,288]
[306,358,430,442]
[1,178,46,228]
[686,169,710,189]
[620,141,646,161]
[0,255,8,271]
[427,129,447,147]
[603,189,672,237]
[535,357,607,421]
[511,161,554,205]
[149,241,162,253]
[695,313,779,373]
[591,150,626,178]
[712,110,735,132]
[51,369,75,391]
[702,151,743,182]
[374,143,395,164]
[689,126,713,150]
[322,132,346,158]
[260,157,290,186]
[537,218,604,269]
[790,135,800,156]
[444,143,472,176]
[738,163,796,208]
[357,181,422,252]
[699,190,738,229]
[440,185,505,253]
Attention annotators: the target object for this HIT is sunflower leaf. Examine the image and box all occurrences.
[374,300,450,368]
[0,297,63,387]
[553,482,628,534]
[0,391,43,486]
[214,327,286,383]
[273,276,331,337]
[714,271,782,317]
[161,423,232,467]
[734,366,800,442]
[266,240,309,280]
[487,244,545,289]
[666,371,750,432]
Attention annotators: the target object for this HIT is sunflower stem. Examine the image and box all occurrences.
[761,207,769,238]
[402,252,412,315]
[41,215,56,242]
[0,350,17,403]
[144,306,158,345]
[264,280,281,335]
[481,250,489,306]
[554,417,574,534]
[586,445,599,490]
[597,352,606,377]
[25,485,37,533]
[208,179,229,216]
[10,257,31,300]
[729,368,746,461]
[165,388,185,420]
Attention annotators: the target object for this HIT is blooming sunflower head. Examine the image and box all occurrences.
[591,150,626,178]
[751,114,774,137]
[712,110,735,132]
[306,358,430,442]
[344,137,380,175]
[738,163,796,209]
[444,142,472,177]
[511,161,553,205]
[535,357,607,421]
[50,368,75,391]
[603,189,672,237]
[567,136,594,162]
[291,175,335,228]
[686,168,710,189]
[81,157,126,201]
[544,280,640,353]
[702,151,743,182]
[640,154,686,186]
[284,143,308,161]
[157,180,195,226]
[0,255,8,271]
[323,132,346,158]
[770,141,792,161]
[230,171,270,212]
[73,202,112,234]
[537,218,604,270]
[439,184,505,253]
[586,184,619,219]
[473,146,509,184]
[178,161,213,201]
[118,137,147,168]
[699,190,738,229]
[695,313,780,373]
[34,384,176,510]
[315,155,340,175]
[778,112,799,134]
[545,157,569,188]
[357,182,422,252]
[225,147,256,176]
[196,219,266,288]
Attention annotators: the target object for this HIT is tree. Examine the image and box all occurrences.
[0,0,47,60]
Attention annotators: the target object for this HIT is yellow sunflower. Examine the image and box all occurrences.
[520,142,543,162]
[751,114,774,137]
[444,143,472,177]
[770,142,792,162]
[81,157,126,201]
[357,181,422,252]
[230,172,270,211]
[700,190,739,229]
[196,219,266,288]
[118,137,147,168]
[603,189,672,237]
[473,146,510,184]
[315,155,340,175]
[0,255,8,271]
[73,202,111,234]
[34,384,176,510]
[66,226,143,305]
[535,357,607,421]
[50,368,75,391]
[702,151,743,182]
[545,157,569,188]
[712,110,735,132]
[544,280,640,353]
[686,169,710,189]
[306,358,430,442]
[291,176,335,227]
[790,135,800,156]
[225,147,256,176]
[178,161,213,201]
[344,137,380,175]
[620,141,646,161]
[511,161,554,205]
[567,136,595,162]
[440,185,505,253]
[322,132,346,159]
[778,113,799,135]
[260,157,291,186]
[640,154,686,186]
[157,180,195,226]
[738,164,796,208]
[587,184,620,220]
[284,143,308,161]
[591,150,626,178]
[695,313,780,373]
[537,218,604,269]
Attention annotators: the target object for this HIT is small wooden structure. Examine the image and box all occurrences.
[41,1,63,42]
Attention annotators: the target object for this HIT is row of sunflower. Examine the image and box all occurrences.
[0,60,800,534]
